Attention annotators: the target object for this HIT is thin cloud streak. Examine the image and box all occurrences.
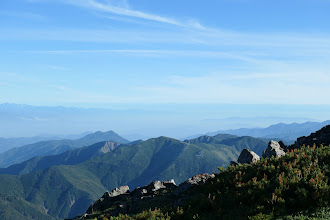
[16,49,259,63]
[65,0,200,28]
[3,28,330,56]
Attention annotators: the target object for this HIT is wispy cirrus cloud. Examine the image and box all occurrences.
[60,0,204,29]
[16,49,259,63]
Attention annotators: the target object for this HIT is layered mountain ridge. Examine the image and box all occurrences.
[0,134,270,219]
[73,125,330,220]
[0,130,129,168]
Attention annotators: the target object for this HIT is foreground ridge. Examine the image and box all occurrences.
[71,174,215,219]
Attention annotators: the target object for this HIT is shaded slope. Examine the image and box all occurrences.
[0,166,107,219]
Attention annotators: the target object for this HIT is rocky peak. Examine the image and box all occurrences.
[262,140,285,158]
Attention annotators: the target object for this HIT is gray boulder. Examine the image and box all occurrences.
[262,140,285,158]
[177,173,215,194]
[237,149,260,164]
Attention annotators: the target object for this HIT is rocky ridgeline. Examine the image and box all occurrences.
[73,174,215,219]
[290,125,330,150]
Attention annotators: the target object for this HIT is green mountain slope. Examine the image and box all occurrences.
[0,166,107,219]
[185,134,268,158]
[0,132,92,154]
[0,134,270,219]
[0,141,121,175]
[0,131,129,168]
[218,135,268,156]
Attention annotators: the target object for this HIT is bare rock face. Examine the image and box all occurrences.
[98,142,121,154]
[109,186,130,197]
[262,140,285,158]
[86,186,130,214]
[237,149,260,164]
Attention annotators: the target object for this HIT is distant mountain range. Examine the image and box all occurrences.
[2,102,328,140]
[0,141,121,175]
[186,120,330,143]
[0,134,270,219]
[0,132,92,154]
[0,130,129,168]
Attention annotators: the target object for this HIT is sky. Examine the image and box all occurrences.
[1,0,330,107]
[1,0,330,139]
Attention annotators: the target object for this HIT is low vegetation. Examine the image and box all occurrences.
[86,145,330,219]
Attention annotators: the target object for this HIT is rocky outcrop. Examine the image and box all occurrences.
[86,186,130,214]
[73,174,215,219]
[289,125,330,150]
[262,140,286,158]
[131,180,177,199]
[237,149,260,164]
[97,142,121,154]
[176,174,215,193]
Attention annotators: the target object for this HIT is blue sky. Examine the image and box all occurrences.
[1,0,330,107]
